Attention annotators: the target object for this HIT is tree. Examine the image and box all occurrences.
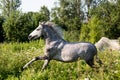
[0,0,22,42]
[80,16,105,43]
[0,0,21,18]
[2,11,21,41]
[2,6,50,42]
[39,6,50,21]
[3,11,47,42]
[80,0,120,43]
[89,0,120,39]
[16,12,45,42]
[51,0,81,41]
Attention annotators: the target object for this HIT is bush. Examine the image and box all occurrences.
[80,16,105,43]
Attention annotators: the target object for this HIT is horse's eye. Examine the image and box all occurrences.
[36,28,40,31]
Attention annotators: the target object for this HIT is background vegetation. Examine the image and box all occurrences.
[0,0,120,42]
[0,0,120,80]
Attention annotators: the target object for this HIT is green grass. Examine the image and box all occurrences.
[0,40,120,80]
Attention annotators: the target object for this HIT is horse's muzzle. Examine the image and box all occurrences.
[28,35,32,40]
[28,35,38,40]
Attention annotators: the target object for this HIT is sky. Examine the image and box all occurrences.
[20,0,57,12]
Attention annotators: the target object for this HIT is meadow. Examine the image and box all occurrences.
[0,40,120,80]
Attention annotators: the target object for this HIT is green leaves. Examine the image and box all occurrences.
[39,6,50,21]
[80,16,105,43]
[80,0,120,43]
[0,0,21,19]
[51,0,81,41]
[1,0,120,42]
[2,6,50,42]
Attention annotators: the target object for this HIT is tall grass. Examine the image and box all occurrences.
[0,40,120,80]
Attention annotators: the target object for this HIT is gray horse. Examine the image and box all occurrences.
[23,22,102,70]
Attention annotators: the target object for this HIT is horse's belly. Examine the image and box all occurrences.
[53,52,79,62]
[62,55,79,62]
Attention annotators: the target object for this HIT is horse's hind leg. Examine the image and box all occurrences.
[96,55,102,67]
[86,58,95,68]
[23,55,48,69]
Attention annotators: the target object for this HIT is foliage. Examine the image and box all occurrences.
[0,15,4,42]
[89,0,120,39]
[0,0,120,43]
[0,41,120,80]
[0,0,50,42]
[0,0,21,19]
[51,0,81,41]
[2,6,50,42]
[51,0,81,30]
[39,6,50,21]
[80,16,105,43]
[2,11,21,42]
[79,0,120,43]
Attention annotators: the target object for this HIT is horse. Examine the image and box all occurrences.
[23,22,102,70]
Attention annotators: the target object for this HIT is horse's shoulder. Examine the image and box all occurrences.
[45,40,61,49]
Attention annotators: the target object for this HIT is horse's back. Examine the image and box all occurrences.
[63,42,96,52]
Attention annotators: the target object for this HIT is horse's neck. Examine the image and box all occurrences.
[45,36,64,45]
[43,28,63,44]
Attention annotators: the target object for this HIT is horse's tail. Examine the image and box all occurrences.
[94,44,102,67]
[95,53,102,67]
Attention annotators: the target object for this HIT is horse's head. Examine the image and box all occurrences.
[28,21,63,40]
[28,22,45,40]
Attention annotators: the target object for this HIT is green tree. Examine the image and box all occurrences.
[3,6,50,42]
[89,0,120,39]
[80,0,120,43]
[80,16,105,43]
[51,0,81,41]
[0,0,22,42]
[39,6,50,21]
[16,12,44,42]
[0,0,21,18]
[0,0,50,42]
[3,11,46,42]
[2,11,21,41]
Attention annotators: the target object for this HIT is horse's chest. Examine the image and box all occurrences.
[44,42,61,57]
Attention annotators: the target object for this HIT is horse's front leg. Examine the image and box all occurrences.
[23,55,48,69]
[42,59,50,70]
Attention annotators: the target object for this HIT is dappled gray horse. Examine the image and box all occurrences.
[23,22,102,70]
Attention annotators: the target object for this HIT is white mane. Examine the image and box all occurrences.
[44,22,63,38]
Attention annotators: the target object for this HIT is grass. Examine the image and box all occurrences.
[0,40,120,80]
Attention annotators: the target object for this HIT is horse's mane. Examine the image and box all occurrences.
[41,21,63,38]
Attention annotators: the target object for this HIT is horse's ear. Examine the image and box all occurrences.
[39,22,42,25]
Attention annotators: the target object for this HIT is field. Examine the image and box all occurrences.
[0,40,120,80]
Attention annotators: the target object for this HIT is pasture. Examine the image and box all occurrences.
[0,40,120,80]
